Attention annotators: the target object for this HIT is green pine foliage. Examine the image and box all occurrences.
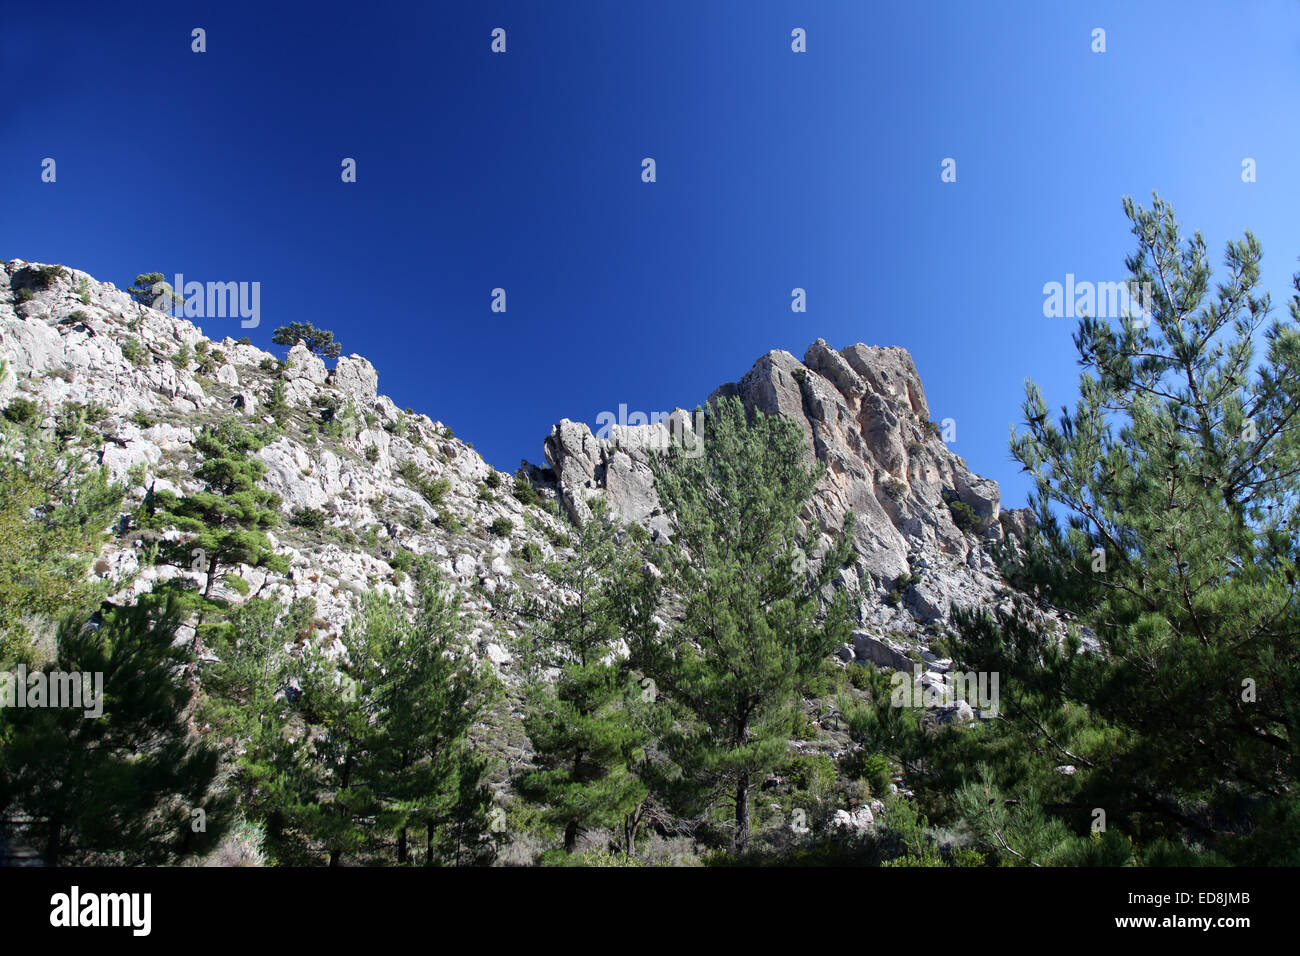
[0,601,230,865]
[271,322,342,360]
[947,195,1300,865]
[629,396,857,852]
[517,502,654,856]
[205,564,496,866]
[0,416,124,665]
[143,419,288,599]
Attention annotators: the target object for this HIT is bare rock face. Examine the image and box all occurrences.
[540,339,1010,627]
[542,409,697,542]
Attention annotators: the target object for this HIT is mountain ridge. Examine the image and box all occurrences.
[1,258,1043,678]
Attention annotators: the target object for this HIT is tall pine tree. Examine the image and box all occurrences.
[517,501,654,856]
[630,396,856,852]
[952,195,1300,864]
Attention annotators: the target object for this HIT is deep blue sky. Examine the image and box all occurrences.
[4,1,1298,507]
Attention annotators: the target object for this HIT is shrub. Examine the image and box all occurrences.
[389,548,414,572]
[512,473,542,507]
[880,476,907,500]
[258,357,279,372]
[436,511,462,533]
[944,495,980,533]
[130,409,157,429]
[861,753,893,797]
[517,541,543,563]
[76,278,91,305]
[397,461,450,507]
[30,265,68,288]
[121,337,148,366]
[483,470,502,489]
[488,516,513,537]
[2,397,39,425]
[364,445,379,463]
[172,343,192,369]
[290,506,327,531]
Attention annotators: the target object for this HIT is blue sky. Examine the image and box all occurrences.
[3,1,1298,507]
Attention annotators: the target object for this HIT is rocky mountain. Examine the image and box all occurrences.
[0,259,1038,685]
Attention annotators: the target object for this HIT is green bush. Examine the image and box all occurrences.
[512,473,542,507]
[30,265,68,288]
[121,337,148,366]
[397,461,450,507]
[483,470,502,489]
[3,397,39,425]
[364,445,379,463]
[130,409,157,429]
[290,506,327,531]
[15,288,35,303]
[861,753,893,797]
[880,476,907,500]
[517,541,543,562]
[944,495,980,533]
[389,547,414,572]
[488,517,514,537]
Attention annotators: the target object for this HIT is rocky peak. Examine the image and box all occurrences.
[540,338,1033,632]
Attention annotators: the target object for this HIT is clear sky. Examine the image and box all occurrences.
[4,1,1298,507]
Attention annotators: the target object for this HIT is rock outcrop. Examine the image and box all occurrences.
[538,338,1029,639]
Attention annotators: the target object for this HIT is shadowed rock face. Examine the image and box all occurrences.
[541,338,1031,626]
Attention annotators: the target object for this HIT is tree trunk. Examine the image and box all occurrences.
[44,818,62,867]
[397,827,407,864]
[734,776,751,853]
[623,815,637,858]
[564,820,579,854]
[203,557,218,598]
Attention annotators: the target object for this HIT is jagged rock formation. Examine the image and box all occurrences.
[1,259,1038,683]
[539,339,1036,641]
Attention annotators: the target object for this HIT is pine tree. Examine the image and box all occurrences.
[953,195,1300,864]
[361,563,496,866]
[517,501,653,856]
[145,419,288,599]
[279,562,496,866]
[629,396,856,852]
[127,272,179,313]
[0,414,123,664]
[271,322,342,360]
[0,601,229,865]
[198,596,316,863]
